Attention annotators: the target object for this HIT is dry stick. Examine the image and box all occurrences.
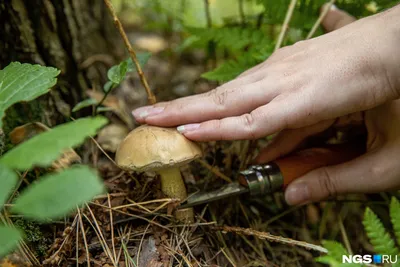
[82,213,117,266]
[274,0,298,51]
[203,0,212,29]
[136,223,151,266]
[85,204,118,267]
[89,201,175,233]
[103,0,156,104]
[76,217,79,267]
[197,159,232,183]
[107,194,117,263]
[77,207,91,267]
[306,0,336,40]
[338,213,353,254]
[45,215,79,265]
[213,225,328,254]
[238,0,246,26]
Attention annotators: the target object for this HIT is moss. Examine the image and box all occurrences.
[13,219,51,257]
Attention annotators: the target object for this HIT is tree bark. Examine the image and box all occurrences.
[0,0,120,130]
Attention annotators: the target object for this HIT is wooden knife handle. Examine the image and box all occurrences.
[272,142,365,187]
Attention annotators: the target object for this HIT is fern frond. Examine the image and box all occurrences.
[201,56,258,82]
[390,197,400,246]
[257,0,326,28]
[201,43,273,82]
[185,27,271,51]
[363,207,399,255]
[315,240,361,267]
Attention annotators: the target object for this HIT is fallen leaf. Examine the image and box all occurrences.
[97,124,129,152]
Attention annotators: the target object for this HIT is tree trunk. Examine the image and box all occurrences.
[0,0,120,131]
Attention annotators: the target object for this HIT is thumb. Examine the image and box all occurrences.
[284,149,396,205]
[321,4,356,32]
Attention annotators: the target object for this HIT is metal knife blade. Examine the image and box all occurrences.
[179,182,249,209]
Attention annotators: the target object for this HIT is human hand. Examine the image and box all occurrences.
[253,6,400,205]
[253,100,400,206]
[133,4,400,141]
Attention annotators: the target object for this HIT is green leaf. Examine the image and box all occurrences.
[0,117,107,170]
[0,62,60,128]
[72,98,98,112]
[103,81,116,93]
[0,165,18,210]
[185,27,271,52]
[126,52,152,72]
[108,61,128,84]
[363,207,399,255]
[390,197,400,245]
[12,165,105,221]
[315,240,361,267]
[106,52,152,86]
[0,225,23,257]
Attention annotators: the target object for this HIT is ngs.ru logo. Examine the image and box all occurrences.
[342,254,398,264]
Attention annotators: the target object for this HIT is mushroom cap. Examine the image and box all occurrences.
[115,125,202,172]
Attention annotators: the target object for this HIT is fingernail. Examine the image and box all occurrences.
[177,124,200,133]
[285,183,310,205]
[132,106,164,119]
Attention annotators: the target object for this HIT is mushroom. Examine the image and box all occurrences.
[115,125,202,221]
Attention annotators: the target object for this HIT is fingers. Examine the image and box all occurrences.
[284,147,400,205]
[254,119,335,164]
[176,97,288,141]
[133,75,278,127]
[321,4,356,32]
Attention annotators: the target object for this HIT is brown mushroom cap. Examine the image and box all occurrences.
[115,125,202,172]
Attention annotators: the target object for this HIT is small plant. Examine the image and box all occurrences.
[72,53,151,113]
[0,62,108,257]
[317,197,400,267]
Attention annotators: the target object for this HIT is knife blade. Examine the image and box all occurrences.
[179,141,365,209]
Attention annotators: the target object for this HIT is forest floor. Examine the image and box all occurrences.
[3,20,395,267]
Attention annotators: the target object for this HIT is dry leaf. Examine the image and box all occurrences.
[97,124,129,152]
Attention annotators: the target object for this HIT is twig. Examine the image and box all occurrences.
[203,0,217,69]
[103,0,156,104]
[306,0,336,39]
[238,0,246,26]
[44,215,79,265]
[197,159,232,183]
[108,194,117,262]
[77,207,91,267]
[274,0,297,51]
[84,204,118,267]
[338,213,353,254]
[203,0,212,28]
[136,223,151,266]
[213,225,328,254]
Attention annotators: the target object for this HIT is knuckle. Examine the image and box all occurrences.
[208,88,228,112]
[242,113,257,139]
[317,167,338,198]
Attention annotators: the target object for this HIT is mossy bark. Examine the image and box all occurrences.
[0,0,120,135]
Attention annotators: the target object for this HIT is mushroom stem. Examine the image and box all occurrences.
[157,168,194,222]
